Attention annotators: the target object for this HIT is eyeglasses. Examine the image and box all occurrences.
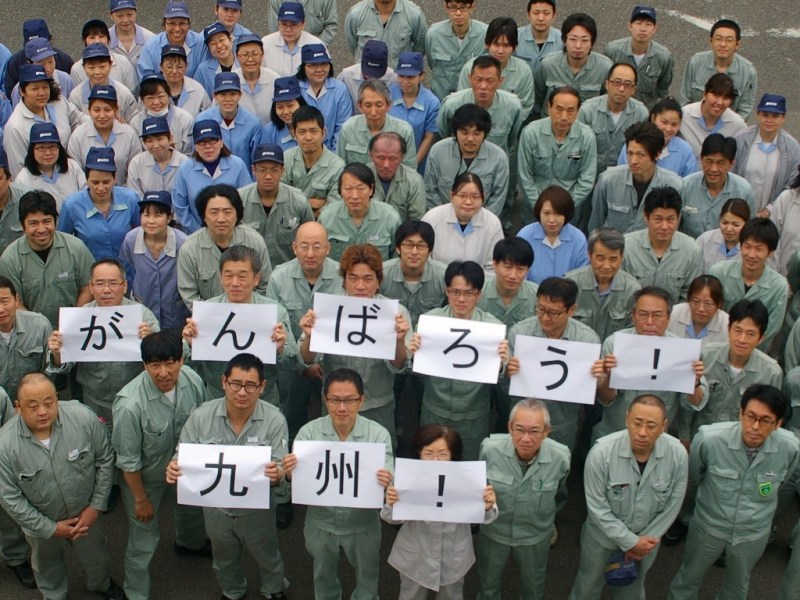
[630,419,661,432]
[91,280,125,289]
[295,243,326,254]
[226,380,261,393]
[325,396,361,406]
[237,52,263,60]
[689,298,717,310]
[454,192,482,202]
[446,288,479,298]
[511,426,546,438]
[254,166,282,176]
[742,411,776,427]
[536,305,567,319]
[420,450,451,460]
[634,310,667,321]
[400,241,429,251]
[445,3,472,13]
[607,79,636,89]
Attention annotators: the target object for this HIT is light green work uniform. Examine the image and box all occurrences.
[680,171,755,239]
[0,309,53,400]
[425,19,488,100]
[111,366,207,600]
[594,328,708,441]
[778,479,800,600]
[380,258,447,328]
[0,183,30,254]
[418,305,505,460]
[478,278,538,330]
[785,319,800,373]
[578,95,649,175]
[282,146,345,204]
[709,259,788,349]
[0,231,94,326]
[424,137,509,217]
[368,162,426,221]
[588,164,684,234]
[318,198,402,262]
[295,414,393,600]
[603,38,674,110]
[534,52,613,118]
[517,118,597,217]
[176,397,289,600]
[337,114,416,169]
[0,386,27,571]
[622,229,703,305]
[239,181,314,266]
[669,422,800,599]
[784,367,800,437]
[344,0,427,66]
[457,55,535,118]
[679,51,758,119]
[0,401,115,600]
[478,434,570,600]
[569,429,688,600]
[184,292,297,405]
[505,316,600,452]
[177,225,273,310]
[566,265,641,343]
[515,26,563,77]
[682,342,782,442]
[266,257,343,438]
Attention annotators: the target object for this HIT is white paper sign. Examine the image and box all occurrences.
[291,441,386,508]
[413,314,506,384]
[310,293,399,360]
[177,443,272,509]
[59,304,143,363]
[509,336,601,405]
[392,459,487,523]
[191,301,278,363]
[609,333,701,394]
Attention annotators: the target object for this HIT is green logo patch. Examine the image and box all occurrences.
[759,482,773,497]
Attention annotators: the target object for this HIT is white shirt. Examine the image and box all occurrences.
[421,203,504,274]
[260,30,325,77]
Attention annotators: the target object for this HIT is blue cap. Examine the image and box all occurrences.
[361,40,388,79]
[302,43,330,64]
[193,119,223,142]
[83,43,112,61]
[164,0,190,19]
[204,22,230,44]
[278,2,305,23]
[630,6,656,23]
[757,93,786,115]
[140,70,167,85]
[395,51,423,76]
[0,148,8,170]
[23,19,50,43]
[19,64,50,84]
[25,39,57,63]
[272,76,301,102]
[110,0,137,11]
[213,72,241,94]
[89,84,118,103]
[141,116,171,138]
[217,0,242,7]
[252,144,284,165]
[160,44,187,59]
[604,552,638,587]
[139,190,173,209]
[86,147,117,172]
[235,33,263,51]
[29,122,60,145]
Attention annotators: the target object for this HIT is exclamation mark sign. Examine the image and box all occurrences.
[651,349,660,380]
[436,475,445,507]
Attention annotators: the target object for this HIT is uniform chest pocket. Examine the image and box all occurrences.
[707,465,739,494]
[650,480,672,510]
[143,420,172,456]
[487,467,514,492]
[66,447,93,474]
[431,52,452,63]
[275,219,299,245]
[607,481,634,514]
[526,478,558,512]
[755,469,787,502]
[17,467,46,502]
[16,346,44,370]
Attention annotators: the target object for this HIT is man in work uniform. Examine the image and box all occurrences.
[569,394,688,599]
[368,132,426,221]
[0,373,122,600]
[669,384,800,598]
[478,399,570,600]
[167,353,289,600]
[112,330,208,600]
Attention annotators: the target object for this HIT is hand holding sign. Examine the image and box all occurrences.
[189,302,278,363]
[58,305,143,362]
[608,333,702,394]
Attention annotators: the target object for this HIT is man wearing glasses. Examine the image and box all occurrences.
[669,384,799,598]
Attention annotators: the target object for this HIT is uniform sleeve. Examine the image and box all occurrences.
[588,175,610,232]
[172,167,201,233]
[407,173,427,221]
[276,303,298,367]
[679,59,697,107]
[424,147,442,211]
[679,245,703,303]
[640,447,689,538]
[88,413,116,511]
[656,53,674,102]
[57,199,76,235]
[456,62,470,91]
[411,11,427,56]
[436,100,452,139]
[532,65,547,119]
[484,153,509,217]
[764,277,789,345]
[0,444,58,539]
[331,88,354,152]
[571,132,597,209]
[177,243,200,310]
[111,403,145,472]
[517,127,540,213]
[735,66,757,120]
[517,67,535,119]
[344,7,359,57]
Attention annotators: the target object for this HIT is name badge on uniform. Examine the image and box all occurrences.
[247,436,259,444]
[58,272,69,279]
[67,448,80,460]
[368,234,380,242]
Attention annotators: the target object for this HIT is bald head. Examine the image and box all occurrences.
[295,221,328,243]
[292,221,331,276]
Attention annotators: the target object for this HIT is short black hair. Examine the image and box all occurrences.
[471,55,502,77]
[741,384,788,422]
[561,13,597,45]
[485,17,518,48]
[323,368,364,397]
[140,77,171,98]
[643,186,682,216]
[711,18,741,41]
[451,171,484,198]
[394,219,435,253]
[451,103,492,137]
[291,105,325,130]
[728,299,769,337]
[141,329,183,363]
[444,260,484,290]
[739,217,779,252]
[650,97,683,120]
[24,141,69,177]
[224,352,265,382]
[700,133,737,161]
[704,73,736,100]
[527,0,556,12]
[139,201,172,216]
[548,85,581,108]
[607,62,637,85]
[0,276,17,297]
[537,277,578,308]
[90,257,125,279]
[19,190,58,224]
[196,184,244,226]
[633,286,673,313]
[624,121,664,161]
[338,162,375,196]
[493,237,534,268]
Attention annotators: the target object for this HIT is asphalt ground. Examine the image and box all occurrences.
[1,0,799,598]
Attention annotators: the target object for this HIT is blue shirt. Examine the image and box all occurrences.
[172,156,253,233]
[193,57,240,97]
[119,226,190,330]
[258,122,298,153]
[196,105,262,167]
[137,31,209,79]
[389,83,440,174]
[300,78,353,151]
[0,44,11,94]
[618,134,699,178]
[517,222,589,284]
[58,187,141,260]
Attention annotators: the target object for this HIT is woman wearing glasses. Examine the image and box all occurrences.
[667,274,729,348]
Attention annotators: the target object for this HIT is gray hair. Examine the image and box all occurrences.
[509,398,551,429]
[588,227,625,254]
[358,79,391,104]
[219,245,262,274]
